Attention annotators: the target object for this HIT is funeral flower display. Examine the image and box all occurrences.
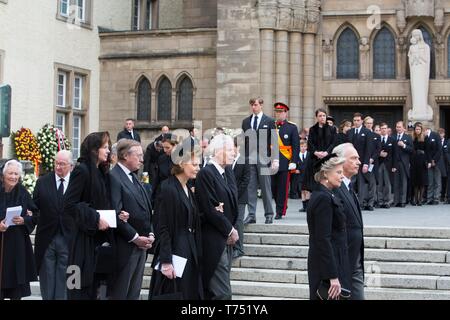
[37,124,71,172]
[12,127,42,175]
[22,173,37,195]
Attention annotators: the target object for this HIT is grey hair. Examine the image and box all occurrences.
[314,157,345,182]
[207,134,234,156]
[56,150,74,164]
[332,143,354,159]
[3,159,23,176]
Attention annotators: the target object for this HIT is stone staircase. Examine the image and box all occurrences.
[27,224,450,300]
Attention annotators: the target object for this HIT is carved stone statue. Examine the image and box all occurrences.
[408,29,433,121]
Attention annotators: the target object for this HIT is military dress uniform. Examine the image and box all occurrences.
[272,103,300,220]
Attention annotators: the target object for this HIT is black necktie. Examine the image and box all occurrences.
[253,115,258,130]
[222,172,228,184]
[57,178,65,202]
[302,154,305,162]
[382,137,385,144]
[397,134,401,141]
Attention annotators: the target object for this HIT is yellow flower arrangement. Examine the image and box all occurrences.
[11,127,42,175]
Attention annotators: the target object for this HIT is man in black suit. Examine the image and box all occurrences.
[109,139,154,300]
[437,128,448,202]
[232,136,250,258]
[425,128,442,204]
[332,143,365,300]
[362,116,381,210]
[116,118,141,142]
[241,97,277,224]
[377,122,394,208]
[34,150,75,300]
[346,113,371,208]
[392,121,413,207]
[196,134,239,300]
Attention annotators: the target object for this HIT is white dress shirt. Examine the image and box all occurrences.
[117,162,139,242]
[343,176,351,191]
[55,172,70,193]
[252,111,264,130]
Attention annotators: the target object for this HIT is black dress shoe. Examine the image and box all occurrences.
[400,203,406,207]
[299,208,306,212]
[244,216,256,224]
[265,216,273,224]
[367,206,374,211]
[274,214,282,220]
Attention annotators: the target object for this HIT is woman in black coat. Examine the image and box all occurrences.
[64,132,116,300]
[410,122,428,205]
[0,160,37,300]
[305,108,337,191]
[335,120,352,147]
[150,150,203,300]
[307,155,351,300]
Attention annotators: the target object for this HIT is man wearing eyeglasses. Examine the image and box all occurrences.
[33,150,75,300]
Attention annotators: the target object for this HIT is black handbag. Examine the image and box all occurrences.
[150,276,183,300]
[316,280,351,300]
[94,244,114,274]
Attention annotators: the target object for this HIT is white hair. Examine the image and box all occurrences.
[332,143,354,159]
[207,134,234,156]
[56,150,74,164]
[3,159,23,176]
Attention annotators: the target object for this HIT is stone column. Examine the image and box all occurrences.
[289,32,302,126]
[260,29,275,108]
[275,30,289,103]
[171,89,177,122]
[359,37,370,80]
[302,33,315,128]
[150,89,156,121]
[397,36,408,80]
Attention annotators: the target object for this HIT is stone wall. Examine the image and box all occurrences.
[159,0,184,29]
[215,0,260,128]
[99,29,217,146]
[183,0,217,28]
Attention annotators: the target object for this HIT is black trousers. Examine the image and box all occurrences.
[271,170,290,215]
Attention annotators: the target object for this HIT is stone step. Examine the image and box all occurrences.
[231,267,450,290]
[245,244,450,263]
[231,280,450,300]
[244,233,450,250]
[244,224,450,239]
[365,261,450,276]
[245,244,308,258]
[365,274,450,290]
[231,268,308,284]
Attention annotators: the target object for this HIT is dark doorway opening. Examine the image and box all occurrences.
[328,105,403,129]
[439,106,450,133]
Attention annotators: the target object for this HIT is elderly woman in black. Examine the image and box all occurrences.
[307,155,351,300]
[64,132,115,300]
[0,160,37,300]
[150,148,203,300]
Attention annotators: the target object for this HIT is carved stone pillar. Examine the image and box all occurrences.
[289,32,302,126]
[303,33,315,127]
[397,36,408,80]
[305,0,320,34]
[291,0,306,32]
[261,29,275,108]
[435,34,445,79]
[359,37,370,80]
[322,37,333,79]
[275,30,289,103]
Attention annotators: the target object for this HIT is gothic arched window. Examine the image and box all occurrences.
[337,28,359,79]
[157,77,172,121]
[373,27,396,79]
[136,77,151,121]
[177,76,193,121]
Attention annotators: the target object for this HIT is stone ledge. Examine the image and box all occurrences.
[99,49,216,60]
[98,27,217,38]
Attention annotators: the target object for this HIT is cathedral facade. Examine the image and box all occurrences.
[99,0,450,143]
